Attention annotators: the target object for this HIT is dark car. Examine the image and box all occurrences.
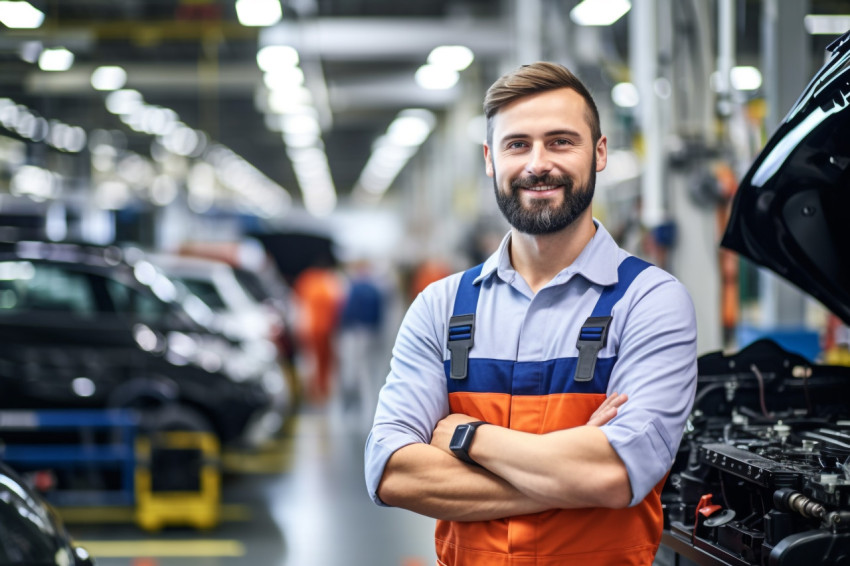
[0,240,287,448]
[662,31,850,566]
[0,461,94,565]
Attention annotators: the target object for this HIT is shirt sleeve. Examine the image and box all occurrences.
[364,289,451,506]
[601,272,698,506]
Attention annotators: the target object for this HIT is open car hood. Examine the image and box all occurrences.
[721,30,850,325]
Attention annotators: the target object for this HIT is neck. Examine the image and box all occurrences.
[509,210,596,293]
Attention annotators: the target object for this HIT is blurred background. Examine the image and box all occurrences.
[0,1,848,565]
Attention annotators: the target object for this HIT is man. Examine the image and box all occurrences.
[365,62,698,566]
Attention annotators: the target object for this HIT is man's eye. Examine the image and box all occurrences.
[553,138,572,146]
[507,141,527,149]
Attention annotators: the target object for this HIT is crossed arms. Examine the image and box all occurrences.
[376,392,632,522]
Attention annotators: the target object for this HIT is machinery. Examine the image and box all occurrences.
[661,30,850,566]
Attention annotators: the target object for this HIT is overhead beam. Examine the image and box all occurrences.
[260,17,511,60]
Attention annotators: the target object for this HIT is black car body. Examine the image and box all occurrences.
[0,461,94,565]
[663,32,850,566]
[0,240,286,447]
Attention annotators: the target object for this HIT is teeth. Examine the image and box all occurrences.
[527,185,557,191]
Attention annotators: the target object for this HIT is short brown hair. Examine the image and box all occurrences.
[483,62,601,146]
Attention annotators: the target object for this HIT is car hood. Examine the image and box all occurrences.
[721,30,850,325]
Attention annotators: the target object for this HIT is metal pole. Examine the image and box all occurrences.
[630,0,664,228]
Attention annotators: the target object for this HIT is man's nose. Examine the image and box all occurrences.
[525,143,553,177]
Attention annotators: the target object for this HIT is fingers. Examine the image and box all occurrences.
[587,392,628,427]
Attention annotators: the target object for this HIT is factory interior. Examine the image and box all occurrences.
[1,1,850,565]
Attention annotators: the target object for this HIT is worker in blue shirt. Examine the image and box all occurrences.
[365,61,698,566]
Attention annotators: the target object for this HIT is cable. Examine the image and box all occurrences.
[750,363,774,420]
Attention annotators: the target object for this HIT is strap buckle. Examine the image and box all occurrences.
[575,316,613,382]
[447,314,475,380]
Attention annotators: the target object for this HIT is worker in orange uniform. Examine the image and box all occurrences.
[293,262,344,404]
[365,62,698,565]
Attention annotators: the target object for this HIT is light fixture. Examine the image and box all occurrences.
[235,0,282,27]
[91,66,127,91]
[38,47,74,72]
[804,14,850,35]
[611,82,639,108]
[427,45,474,71]
[263,66,305,90]
[0,1,44,29]
[256,44,299,70]
[105,89,143,115]
[415,64,459,90]
[387,109,435,147]
[355,108,435,198]
[570,0,631,26]
[730,66,763,91]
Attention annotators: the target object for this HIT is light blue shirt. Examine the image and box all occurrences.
[365,221,698,507]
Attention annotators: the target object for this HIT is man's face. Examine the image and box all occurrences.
[483,88,607,235]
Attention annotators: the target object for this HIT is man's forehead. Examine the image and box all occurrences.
[491,89,592,139]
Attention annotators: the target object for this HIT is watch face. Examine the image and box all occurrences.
[449,424,472,451]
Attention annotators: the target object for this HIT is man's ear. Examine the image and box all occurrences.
[483,143,495,178]
[595,135,608,172]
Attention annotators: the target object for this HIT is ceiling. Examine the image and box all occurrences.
[0,0,847,218]
[0,0,511,214]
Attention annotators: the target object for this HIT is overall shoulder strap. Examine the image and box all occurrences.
[447,263,484,380]
[574,256,652,382]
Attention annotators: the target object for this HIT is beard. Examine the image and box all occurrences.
[494,164,596,235]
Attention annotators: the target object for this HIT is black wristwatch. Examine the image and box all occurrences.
[449,421,487,465]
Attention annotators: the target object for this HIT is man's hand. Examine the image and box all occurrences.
[430,413,479,456]
[430,392,626,459]
[587,392,627,427]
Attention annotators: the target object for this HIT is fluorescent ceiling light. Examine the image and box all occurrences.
[804,14,850,35]
[267,87,312,114]
[235,0,282,27]
[570,0,631,26]
[730,66,762,91]
[415,64,459,90]
[91,66,127,91]
[263,66,305,90]
[387,116,432,147]
[282,114,320,136]
[105,89,143,115]
[0,1,44,29]
[427,45,474,71]
[256,44,299,70]
[611,82,639,108]
[38,47,74,71]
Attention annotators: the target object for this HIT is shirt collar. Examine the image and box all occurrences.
[474,219,621,288]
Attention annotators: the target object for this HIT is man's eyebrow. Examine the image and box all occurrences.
[544,128,583,138]
[499,128,583,142]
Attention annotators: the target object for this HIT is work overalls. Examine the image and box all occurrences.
[437,256,665,566]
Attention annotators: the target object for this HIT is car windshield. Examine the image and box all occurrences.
[0,261,95,315]
[179,278,227,310]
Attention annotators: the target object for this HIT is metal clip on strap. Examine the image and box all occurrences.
[447,314,475,380]
[574,316,613,382]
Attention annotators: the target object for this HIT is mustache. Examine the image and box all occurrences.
[510,174,574,191]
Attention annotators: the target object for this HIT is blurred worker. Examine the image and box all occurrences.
[408,257,451,303]
[365,62,698,565]
[337,258,387,432]
[293,260,344,404]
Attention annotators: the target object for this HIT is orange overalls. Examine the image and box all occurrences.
[437,257,663,566]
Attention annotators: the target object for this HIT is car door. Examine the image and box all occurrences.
[0,259,140,409]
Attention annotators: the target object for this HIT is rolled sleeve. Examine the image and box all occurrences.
[364,290,451,505]
[602,275,698,506]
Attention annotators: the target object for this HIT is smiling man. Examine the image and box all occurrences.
[365,62,698,566]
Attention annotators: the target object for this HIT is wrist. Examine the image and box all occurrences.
[449,421,488,465]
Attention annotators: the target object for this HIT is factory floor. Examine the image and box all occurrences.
[64,401,437,566]
[61,399,684,566]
